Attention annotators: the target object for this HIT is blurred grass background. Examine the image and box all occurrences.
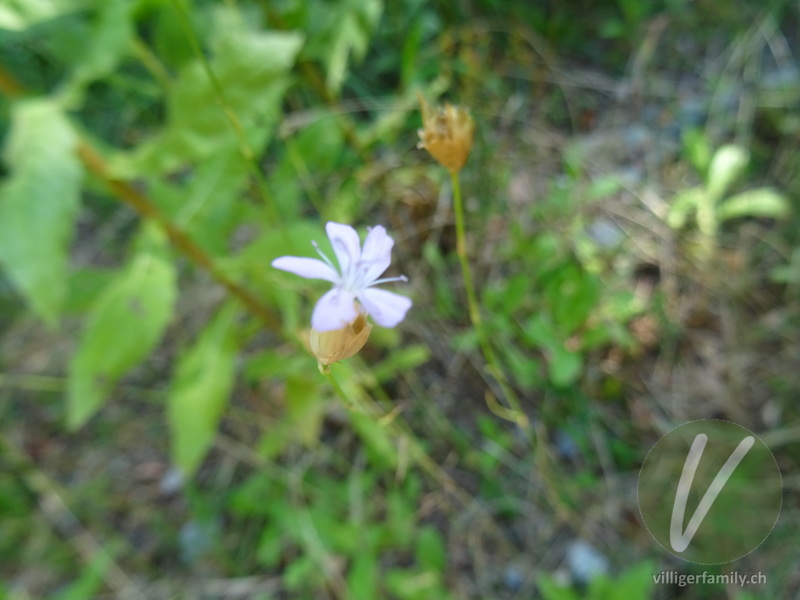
[1,0,800,598]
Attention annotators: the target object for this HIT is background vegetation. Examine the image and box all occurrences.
[1,0,799,598]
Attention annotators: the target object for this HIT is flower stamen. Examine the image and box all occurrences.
[371,275,408,286]
[311,240,337,272]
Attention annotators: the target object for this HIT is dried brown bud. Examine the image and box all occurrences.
[309,305,372,373]
[417,91,475,174]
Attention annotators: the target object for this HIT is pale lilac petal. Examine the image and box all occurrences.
[272,256,339,282]
[358,225,393,284]
[357,287,412,328]
[326,222,361,276]
[312,288,357,331]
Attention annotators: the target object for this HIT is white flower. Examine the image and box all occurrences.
[272,222,412,332]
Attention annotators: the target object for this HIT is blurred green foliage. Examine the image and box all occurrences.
[0,0,797,598]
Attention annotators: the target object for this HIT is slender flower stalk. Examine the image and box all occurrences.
[417,93,526,426]
[451,173,527,426]
[450,172,480,328]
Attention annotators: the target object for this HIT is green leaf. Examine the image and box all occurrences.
[386,567,446,600]
[502,344,541,392]
[0,0,88,30]
[587,175,622,200]
[523,314,560,349]
[67,225,176,428]
[350,411,397,469]
[0,99,83,325]
[371,344,430,383]
[118,10,303,175]
[423,242,457,318]
[168,302,238,475]
[385,480,417,548]
[284,555,319,591]
[272,118,346,218]
[349,552,378,600]
[549,347,582,388]
[667,187,703,229]
[415,526,445,572]
[360,78,449,146]
[546,264,599,335]
[63,268,116,314]
[150,143,251,256]
[769,247,800,284]
[716,188,790,222]
[322,0,382,94]
[256,518,285,568]
[604,561,655,599]
[537,574,580,600]
[286,375,328,446]
[151,1,195,69]
[707,144,749,202]
[50,551,113,600]
[68,0,134,93]
[682,128,711,173]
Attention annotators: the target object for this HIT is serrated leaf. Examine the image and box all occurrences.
[168,302,238,475]
[118,12,303,175]
[707,144,749,202]
[717,187,790,222]
[0,99,83,325]
[67,226,176,428]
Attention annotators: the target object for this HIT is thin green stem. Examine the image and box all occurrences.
[449,173,572,517]
[450,171,481,327]
[131,35,172,92]
[324,369,354,410]
[450,171,528,427]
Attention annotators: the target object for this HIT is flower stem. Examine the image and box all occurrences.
[450,171,528,427]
